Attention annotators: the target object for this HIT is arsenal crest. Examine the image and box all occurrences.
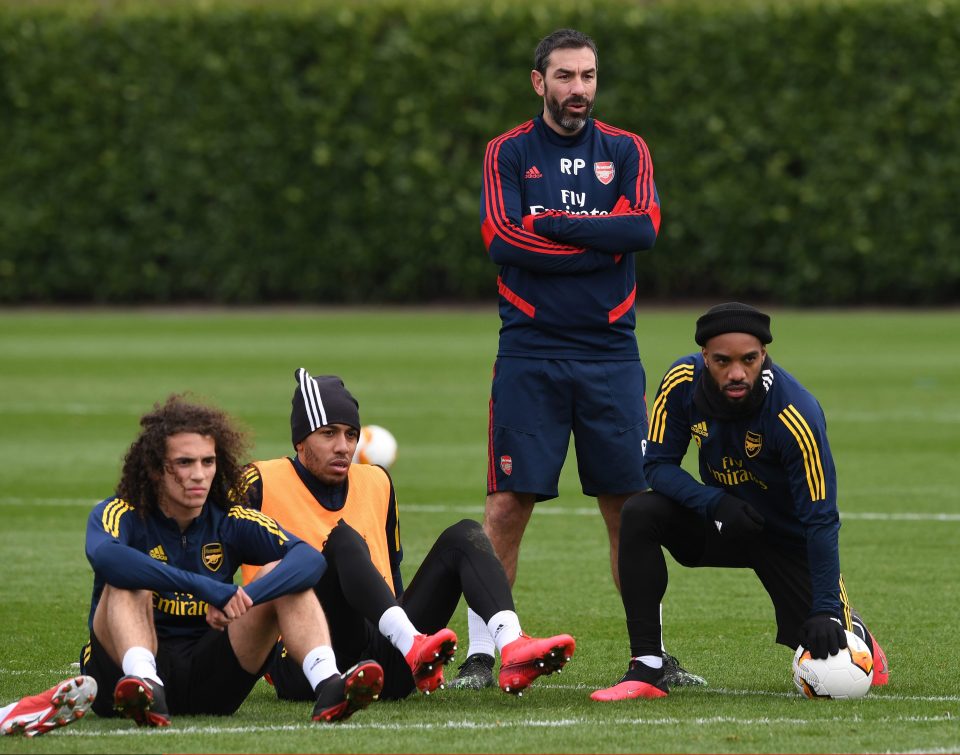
[202,542,224,572]
[594,161,615,185]
[500,455,513,476]
[745,431,763,458]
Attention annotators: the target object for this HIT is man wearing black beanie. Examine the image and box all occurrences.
[236,369,576,703]
[592,304,889,701]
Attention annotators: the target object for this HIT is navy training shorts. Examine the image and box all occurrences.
[486,357,649,500]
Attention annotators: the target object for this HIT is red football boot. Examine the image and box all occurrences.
[312,660,384,723]
[0,675,97,737]
[405,628,458,694]
[113,676,170,727]
[870,634,889,686]
[498,633,576,695]
[591,659,669,701]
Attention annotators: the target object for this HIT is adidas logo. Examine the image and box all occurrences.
[524,165,543,179]
[691,421,709,438]
[714,520,723,534]
[149,545,168,562]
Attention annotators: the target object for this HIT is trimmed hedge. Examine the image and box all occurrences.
[0,0,957,304]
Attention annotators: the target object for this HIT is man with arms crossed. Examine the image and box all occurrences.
[458,27,700,689]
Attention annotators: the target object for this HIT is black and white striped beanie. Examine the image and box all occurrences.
[290,368,361,447]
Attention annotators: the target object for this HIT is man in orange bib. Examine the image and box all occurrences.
[240,368,576,700]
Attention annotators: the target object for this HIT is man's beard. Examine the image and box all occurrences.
[546,91,594,132]
[694,361,770,421]
[709,372,761,406]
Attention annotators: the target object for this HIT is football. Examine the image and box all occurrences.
[792,630,874,699]
[353,425,398,468]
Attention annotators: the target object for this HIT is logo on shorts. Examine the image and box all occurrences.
[745,431,763,458]
[500,455,513,476]
[202,542,224,572]
[594,161,615,185]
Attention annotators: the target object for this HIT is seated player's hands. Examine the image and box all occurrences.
[206,604,229,631]
[713,495,765,539]
[207,586,253,631]
[798,613,848,659]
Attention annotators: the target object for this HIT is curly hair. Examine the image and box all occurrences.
[117,394,250,519]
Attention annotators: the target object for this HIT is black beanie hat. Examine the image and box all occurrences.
[694,302,773,346]
[290,368,361,447]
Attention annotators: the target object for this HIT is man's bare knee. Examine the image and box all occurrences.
[246,560,279,582]
[94,586,157,661]
[598,494,634,593]
[98,585,154,621]
[483,492,534,538]
[482,492,536,584]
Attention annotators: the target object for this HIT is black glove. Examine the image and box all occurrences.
[712,495,764,539]
[798,614,848,659]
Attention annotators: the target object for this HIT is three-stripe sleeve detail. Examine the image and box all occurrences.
[482,122,584,256]
[649,364,694,443]
[838,575,853,629]
[777,404,826,501]
[101,497,134,537]
[228,505,288,542]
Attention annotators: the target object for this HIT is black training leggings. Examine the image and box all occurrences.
[318,518,513,648]
[397,517,514,632]
[271,518,516,700]
[618,491,877,657]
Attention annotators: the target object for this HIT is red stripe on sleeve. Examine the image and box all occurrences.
[483,125,585,256]
[594,121,656,211]
[481,217,497,249]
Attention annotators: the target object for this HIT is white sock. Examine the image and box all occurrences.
[487,610,522,652]
[378,605,418,657]
[634,654,663,670]
[302,646,339,691]
[121,646,162,686]
[0,702,16,722]
[466,608,497,658]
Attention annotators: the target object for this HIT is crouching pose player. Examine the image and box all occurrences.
[80,395,384,726]
[238,368,576,701]
[592,303,888,700]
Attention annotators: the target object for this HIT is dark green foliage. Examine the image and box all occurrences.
[0,0,957,304]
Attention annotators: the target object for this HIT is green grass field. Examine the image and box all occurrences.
[1,307,958,754]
